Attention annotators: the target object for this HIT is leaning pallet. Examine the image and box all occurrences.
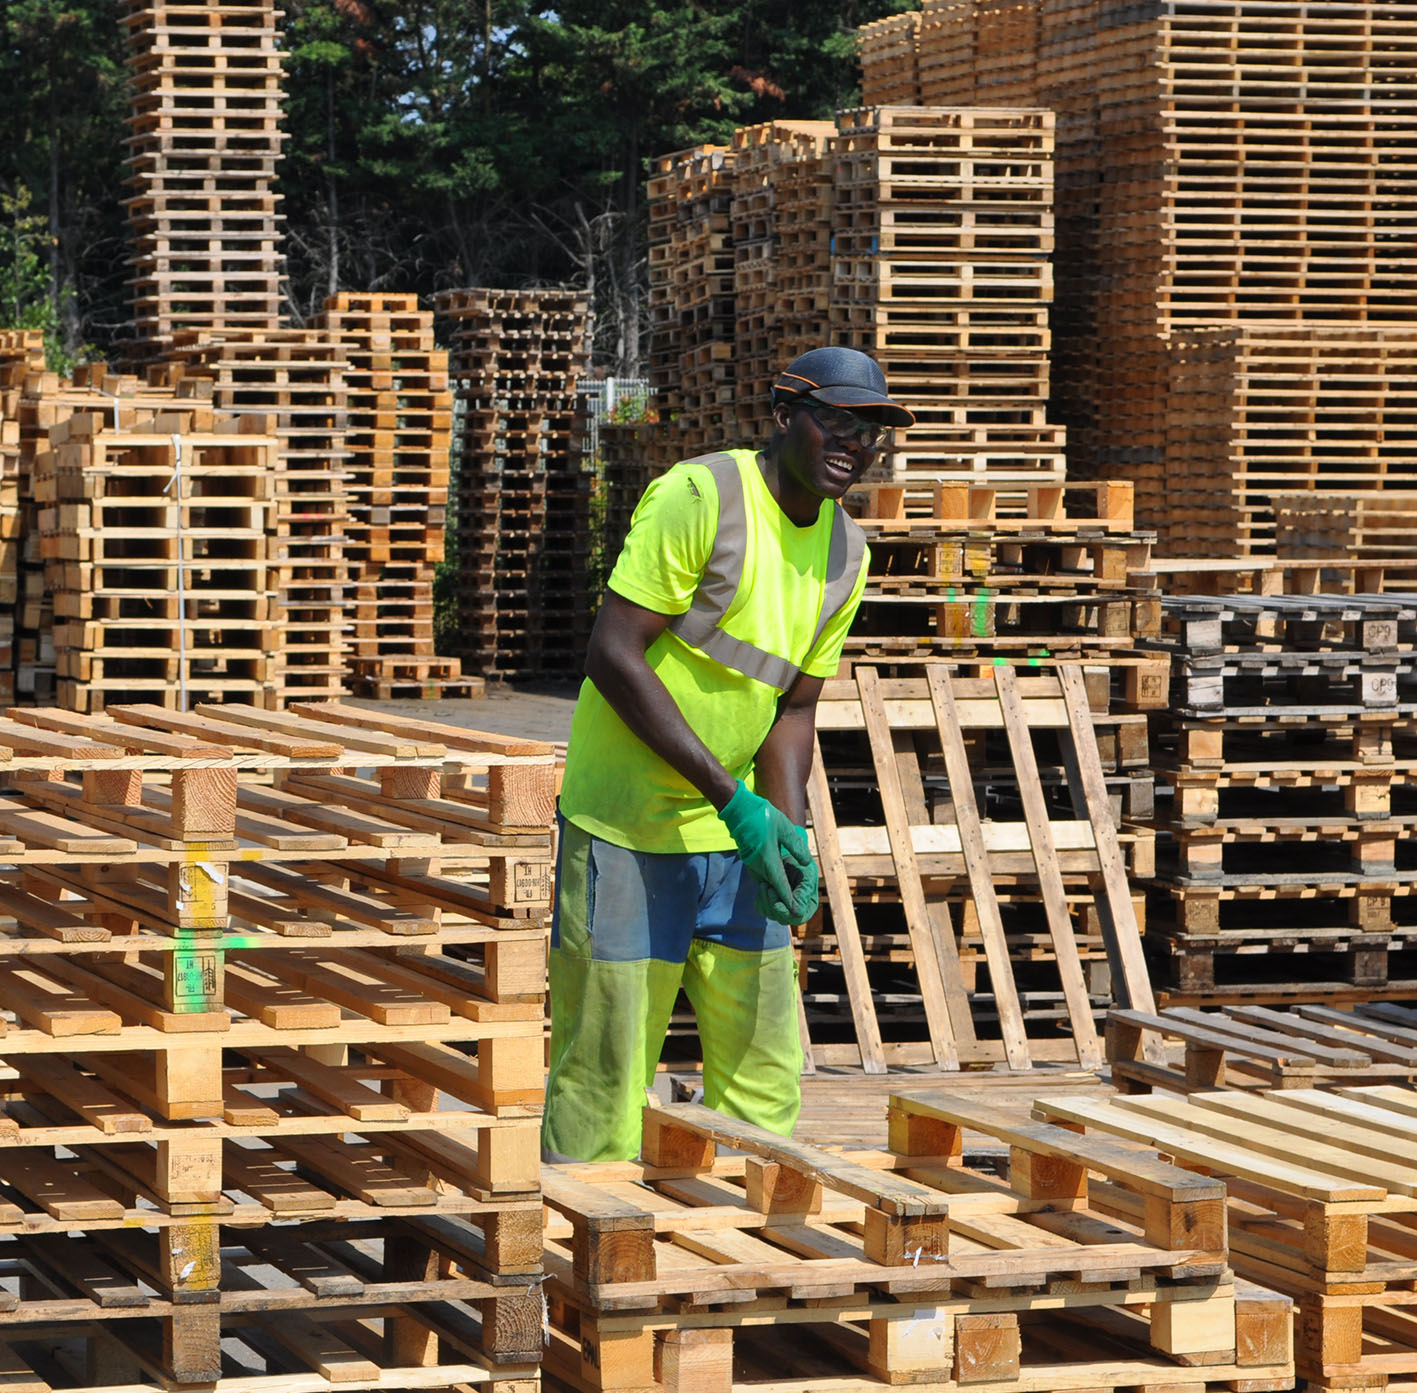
[1106,1001,1417,1094]
[1035,1084,1417,1393]
[1137,591,1417,1002]
[540,1099,1293,1393]
[0,699,554,1392]
[800,664,1156,1075]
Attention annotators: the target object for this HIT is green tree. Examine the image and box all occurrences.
[0,0,127,360]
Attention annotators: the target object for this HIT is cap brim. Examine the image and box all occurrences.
[811,386,915,428]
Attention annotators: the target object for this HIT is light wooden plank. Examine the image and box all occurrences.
[805,738,886,1074]
[857,666,961,1070]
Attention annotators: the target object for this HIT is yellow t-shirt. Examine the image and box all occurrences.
[559,449,868,853]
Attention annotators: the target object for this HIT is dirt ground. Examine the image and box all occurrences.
[358,679,581,747]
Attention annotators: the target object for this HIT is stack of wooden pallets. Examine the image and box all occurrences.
[845,479,1166,707]
[858,9,922,106]
[314,292,473,699]
[161,330,352,706]
[1166,326,1417,557]
[646,144,737,462]
[831,106,1063,483]
[730,120,836,440]
[0,333,44,706]
[1036,1080,1417,1393]
[0,699,554,1391]
[34,399,280,712]
[1138,590,1417,1003]
[438,287,591,682]
[122,0,285,347]
[18,366,219,709]
[541,1099,1293,1393]
[858,1,1417,551]
[1275,490,1417,591]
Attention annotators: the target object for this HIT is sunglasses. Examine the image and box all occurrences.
[802,400,887,449]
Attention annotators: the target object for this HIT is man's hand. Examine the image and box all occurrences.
[718,780,812,918]
[751,853,819,925]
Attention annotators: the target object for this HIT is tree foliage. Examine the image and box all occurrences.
[0,1,917,367]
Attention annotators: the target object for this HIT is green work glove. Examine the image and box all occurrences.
[718,780,811,920]
[752,852,820,925]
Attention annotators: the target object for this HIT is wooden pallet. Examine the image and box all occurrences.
[802,665,1155,1075]
[34,398,281,713]
[121,0,285,343]
[1034,1083,1417,1393]
[161,330,353,706]
[315,292,467,699]
[437,287,591,683]
[1107,1002,1417,1093]
[0,697,553,1390]
[540,1098,1291,1393]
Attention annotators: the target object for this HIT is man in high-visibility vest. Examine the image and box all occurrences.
[543,347,914,1162]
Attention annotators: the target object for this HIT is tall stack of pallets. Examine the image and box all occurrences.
[858,0,1417,551]
[730,120,836,440]
[161,330,351,706]
[34,398,280,712]
[0,698,554,1391]
[858,9,922,106]
[646,143,737,463]
[122,0,285,348]
[831,105,1063,482]
[1138,591,1417,1003]
[1167,326,1417,557]
[0,333,45,706]
[438,288,591,683]
[15,364,192,707]
[314,292,471,699]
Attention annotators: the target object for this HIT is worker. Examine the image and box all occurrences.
[542,346,914,1162]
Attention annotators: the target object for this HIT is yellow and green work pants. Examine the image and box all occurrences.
[542,817,803,1162]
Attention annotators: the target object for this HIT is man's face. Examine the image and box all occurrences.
[778,398,879,502]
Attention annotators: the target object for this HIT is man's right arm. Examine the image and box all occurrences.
[583,590,739,811]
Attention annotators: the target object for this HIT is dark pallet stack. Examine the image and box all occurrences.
[438,288,591,683]
[161,330,352,707]
[314,292,473,700]
[646,143,737,462]
[729,120,836,441]
[1138,590,1417,1003]
[122,0,284,346]
[0,333,44,707]
[858,1,1417,554]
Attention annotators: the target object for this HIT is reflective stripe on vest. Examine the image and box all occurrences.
[666,451,866,691]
